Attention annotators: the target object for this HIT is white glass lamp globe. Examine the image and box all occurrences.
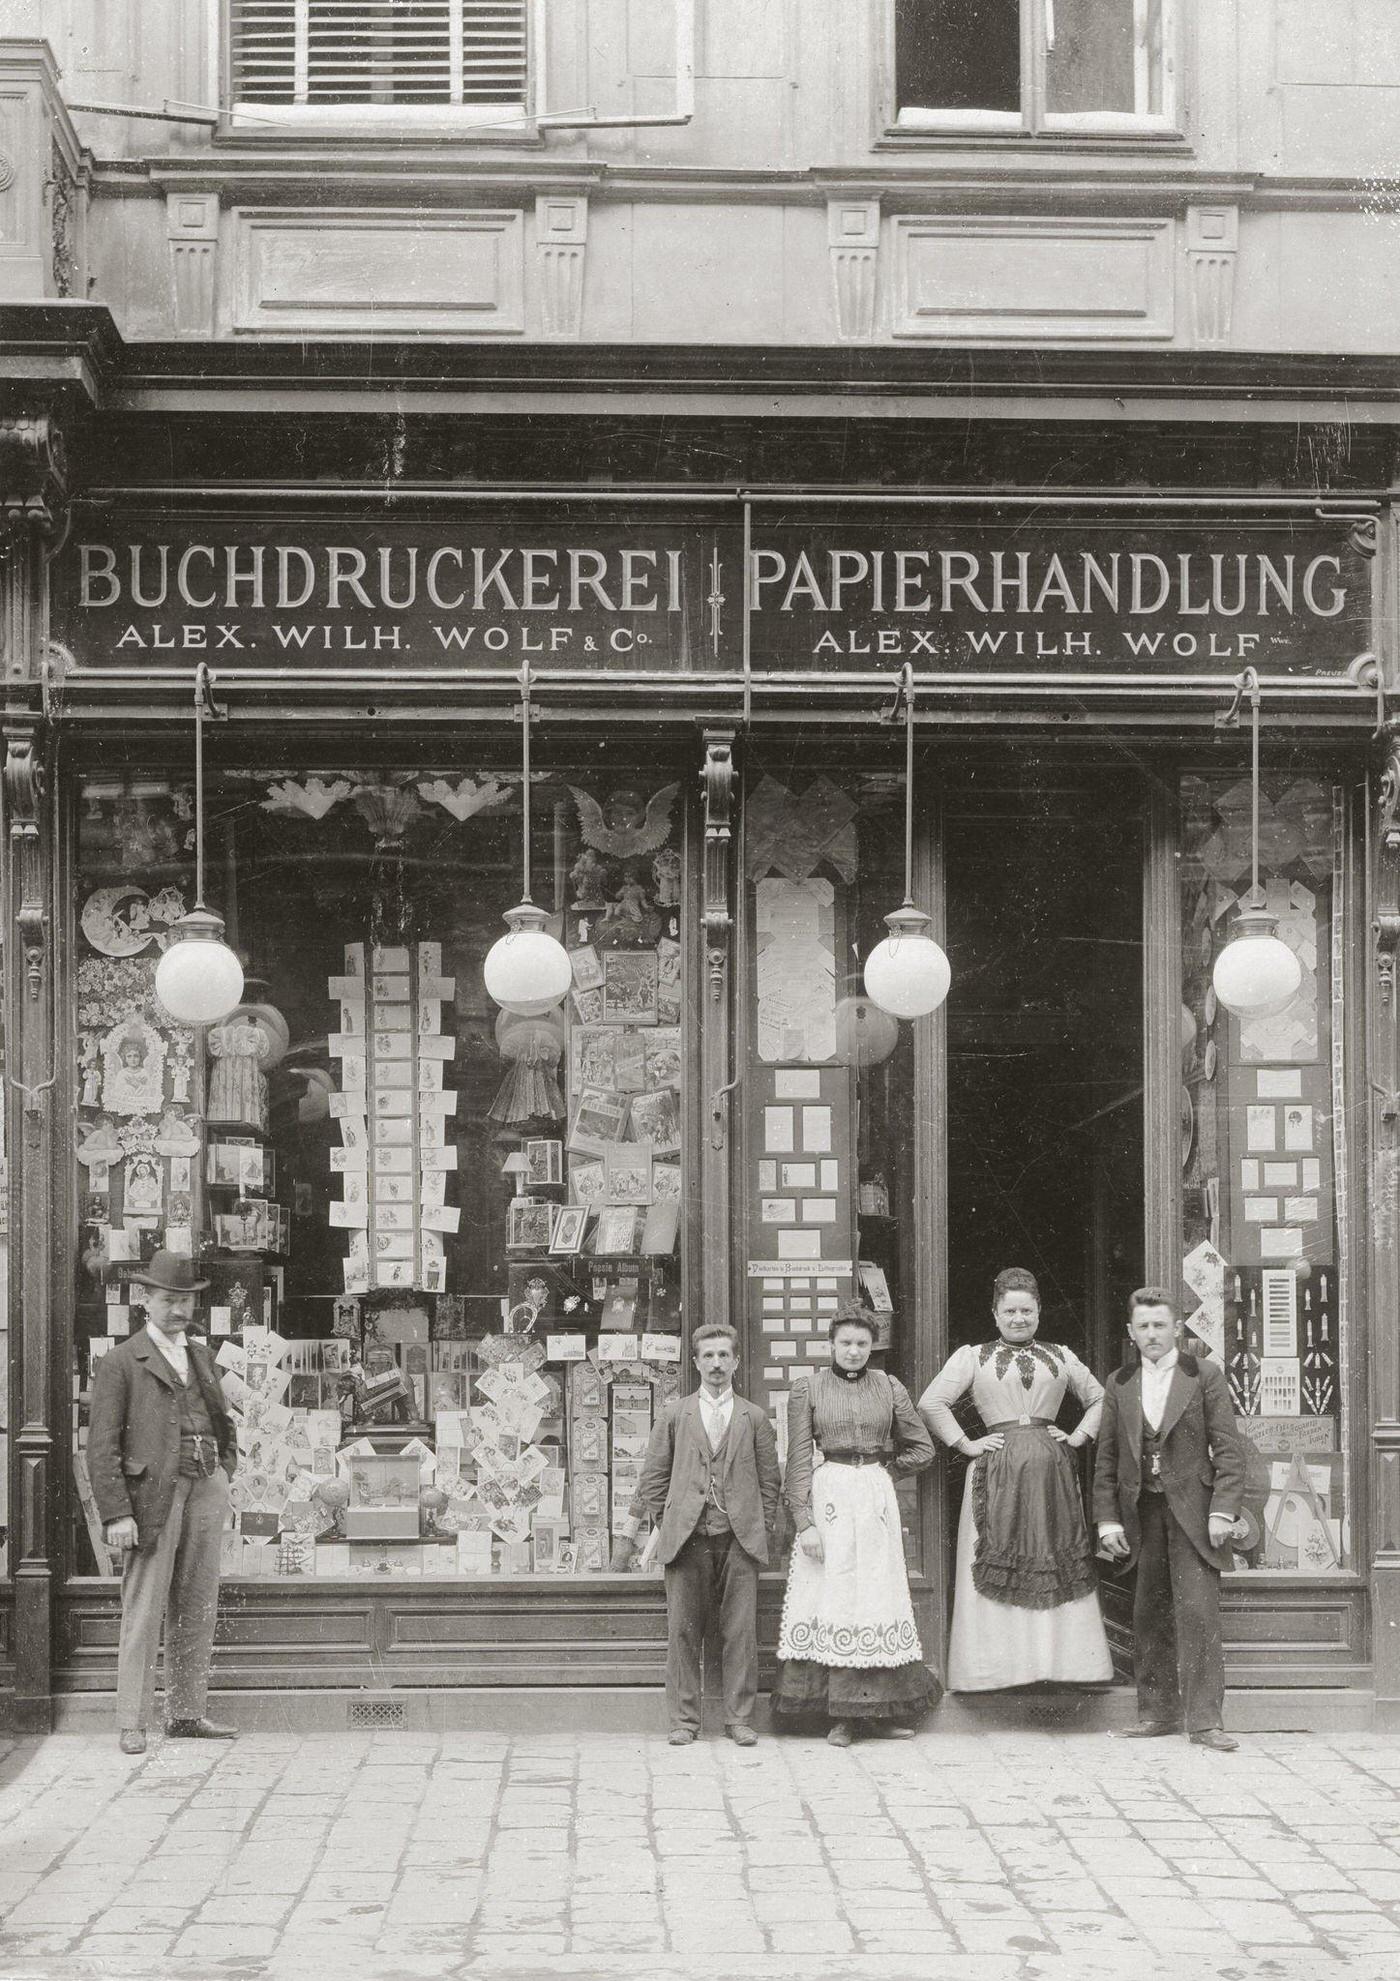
[833,993,901,1067]
[153,908,245,1025]
[1212,903,1302,1020]
[862,904,952,1021]
[483,901,572,1017]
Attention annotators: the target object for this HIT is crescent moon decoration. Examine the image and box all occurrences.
[81,885,155,957]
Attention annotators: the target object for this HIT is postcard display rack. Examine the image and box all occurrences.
[1180,775,1349,1575]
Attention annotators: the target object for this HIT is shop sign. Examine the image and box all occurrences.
[54,515,1372,678]
[747,518,1372,675]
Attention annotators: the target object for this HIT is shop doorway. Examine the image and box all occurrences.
[943,768,1145,1379]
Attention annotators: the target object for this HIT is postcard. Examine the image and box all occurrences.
[573,1028,622,1092]
[570,1087,630,1152]
[571,985,605,1025]
[547,1333,588,1361]
[1283,1105,1314,1152]
[570,943,604,991]
[640,1199,680,1256]
[626,1087,680,1152]
[550,1205,589,1255]
[764,1106,795,1154]
[570,1158,607,1206]
[1246,1105,1277,1153]
[604,1143,653,1206]
[527,1139,564,1186]
[602,950,659,1025]
[643,1028,682,1090]
[651,1162,681,1202]
[594,1205,640,1255]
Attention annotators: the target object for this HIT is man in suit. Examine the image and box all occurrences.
[612,1322,780,1746]
[1094,1286,1246,1753]
[88,1251,239,1755]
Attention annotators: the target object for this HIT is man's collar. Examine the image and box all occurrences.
[1143,1347,1178,1376]
[700,1386,734,1407]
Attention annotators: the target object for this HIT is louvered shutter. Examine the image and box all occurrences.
[229,0,528,108]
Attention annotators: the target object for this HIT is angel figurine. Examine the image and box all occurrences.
[651,844,682,908]
[569,783,679,858]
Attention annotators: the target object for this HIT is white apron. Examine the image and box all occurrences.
[777,1461,923,1669]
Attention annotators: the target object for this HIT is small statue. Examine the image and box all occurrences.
[603,870,651,926]
[652,844,681,908]
[568,845,609,909]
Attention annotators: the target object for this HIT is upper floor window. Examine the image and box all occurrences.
[228,0,529,125]
[894,0,1176,135]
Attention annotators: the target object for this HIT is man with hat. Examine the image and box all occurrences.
[89,1250,240,1754]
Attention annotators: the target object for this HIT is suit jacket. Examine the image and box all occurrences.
[1092,1351,1244,1573]
[88,1327,238,1552]
[631,1392,781,1566]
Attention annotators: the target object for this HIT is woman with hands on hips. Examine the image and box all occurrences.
[919,1266,1113,1693]
[774,1300,938,1747]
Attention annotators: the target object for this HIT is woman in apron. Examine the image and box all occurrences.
[775,1301,938,1746]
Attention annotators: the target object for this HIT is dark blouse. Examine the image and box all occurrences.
[784,1367,934,1531]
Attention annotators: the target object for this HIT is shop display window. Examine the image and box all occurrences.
[1179,771,1351,1574]
[0,907,7,1578]
[70,762,689,1579]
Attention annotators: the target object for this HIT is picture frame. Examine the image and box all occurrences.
[506,1200,554,1252]
[549,1205,589,1255]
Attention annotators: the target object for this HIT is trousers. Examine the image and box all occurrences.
[116,1469,230,1732]
[1132,1491,1225,1734]
[663,1528,760,1732]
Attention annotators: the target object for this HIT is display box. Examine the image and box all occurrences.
[343,1453,421,1539]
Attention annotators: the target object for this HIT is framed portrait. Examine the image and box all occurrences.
[506,1201,553,1252]
[526,1139,564,1187]
[549,1205,588,1255]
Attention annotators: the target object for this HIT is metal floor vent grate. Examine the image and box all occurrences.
[348,1698,407,1730]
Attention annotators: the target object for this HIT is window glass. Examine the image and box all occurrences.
[71,763,688,1579]
[0,906,7,1578]
[743,763,922,1568]
[1179,772,1350,1575]
[1044,0,1163,117]
[895,0,1021,113]
[896,0,1170,125]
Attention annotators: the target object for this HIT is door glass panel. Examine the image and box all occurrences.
[1179,772,1350,1574]
[743,760,921,1571]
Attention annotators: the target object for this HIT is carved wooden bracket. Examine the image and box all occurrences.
[5,726,48,998]
[701,730,735,1003]
[0,415,67,542]
[1380,723,1400,858]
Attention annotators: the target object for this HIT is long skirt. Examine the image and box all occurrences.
[947,1427,1113,1693]
[774,1461,936,1724]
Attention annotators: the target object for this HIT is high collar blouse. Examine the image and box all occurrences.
[918,1340,1104,1446]
[783,1366,934,1532]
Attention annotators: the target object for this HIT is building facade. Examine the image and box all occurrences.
[2,1,1399,1731]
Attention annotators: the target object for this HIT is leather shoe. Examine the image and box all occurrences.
[1115,1720,1182,1739]
[118,1728,147,1756]
[667,1727,696,1746]
[165,1716,239,1740]
[1190,1727,1239,1753]
[827,1721,854,1748]
[726,1722,758,1747]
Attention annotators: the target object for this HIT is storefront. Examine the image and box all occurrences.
[2,381,1396,1727]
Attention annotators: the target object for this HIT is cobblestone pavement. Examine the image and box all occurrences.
[2,1725,1400,1981]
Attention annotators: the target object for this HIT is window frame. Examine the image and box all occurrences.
[220,0,536,138]
[890,0,1182,143]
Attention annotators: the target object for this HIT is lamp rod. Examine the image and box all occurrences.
[520,659,533,904]
[194,661,207,906]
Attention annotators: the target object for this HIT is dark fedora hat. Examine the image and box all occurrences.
[128,1249,210,1294]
